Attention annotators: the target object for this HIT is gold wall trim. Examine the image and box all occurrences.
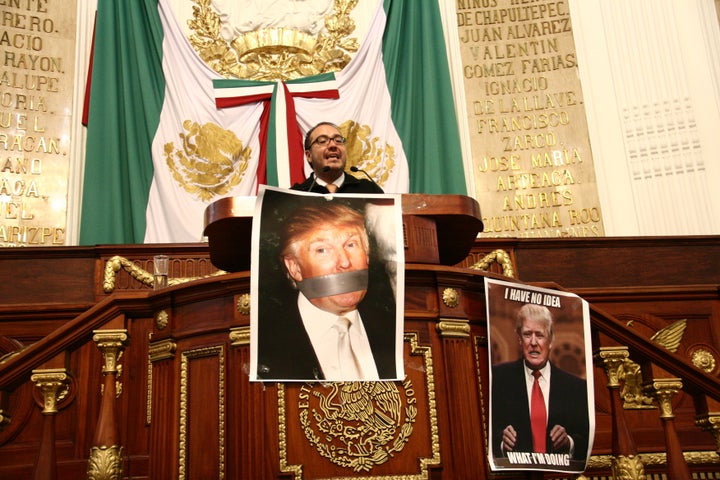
[236,293,251,316]
[585,450,720,470]
[436,318,471,338]
[179,345,225,480]
[469,249,515,278]
[229,326,250,346]
[188,0,360,80]
[147,339,177,424]
[102,255,225,293]
[441,287,459,308]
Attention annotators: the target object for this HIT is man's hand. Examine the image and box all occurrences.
[501,425,517,452]
[549,424,571,451]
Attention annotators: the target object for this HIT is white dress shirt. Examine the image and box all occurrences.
[297,292,379,381]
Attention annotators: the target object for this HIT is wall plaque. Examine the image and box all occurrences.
[457,0,604,237]
[0,0,76,246]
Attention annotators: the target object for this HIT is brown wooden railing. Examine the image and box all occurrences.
[0,238,719,479]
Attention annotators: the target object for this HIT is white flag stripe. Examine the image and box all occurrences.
[286,79,338,93]
[214,84,275,98]
[274,83,291,188]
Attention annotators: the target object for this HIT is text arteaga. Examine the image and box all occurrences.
[506,451,570,466]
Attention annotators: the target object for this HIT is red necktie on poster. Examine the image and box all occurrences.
[531,370,547,452]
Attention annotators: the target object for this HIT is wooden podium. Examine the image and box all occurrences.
[203,193,484,271]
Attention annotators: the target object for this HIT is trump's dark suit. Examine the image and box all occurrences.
[256,263,397,381]
[491,359,590,460]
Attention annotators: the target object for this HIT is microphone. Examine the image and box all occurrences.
[350,166,382,191]
[308,166,331,192]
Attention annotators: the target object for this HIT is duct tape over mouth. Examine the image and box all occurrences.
[296,269,369,299]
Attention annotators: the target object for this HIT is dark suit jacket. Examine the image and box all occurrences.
[291,173,384,194]
[256,264,397,381]
[491,359,589,459]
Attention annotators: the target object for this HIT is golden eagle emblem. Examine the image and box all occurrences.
[164,120,250,201]
[299,379,416,472]
[341,120,396,189]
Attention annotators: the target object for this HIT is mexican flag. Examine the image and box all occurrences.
[80,0,466,244]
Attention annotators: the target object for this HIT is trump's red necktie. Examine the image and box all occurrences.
[531,370,547,452]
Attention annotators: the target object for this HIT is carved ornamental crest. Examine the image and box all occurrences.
[299,379,417,472]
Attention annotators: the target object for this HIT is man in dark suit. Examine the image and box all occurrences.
[291,121,384,194]
[256,201,396,381]
[491,303,590,461]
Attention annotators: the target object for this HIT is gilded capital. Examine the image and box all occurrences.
[644,378,683,419]
[611,454,645,480]
[436,318,471,338]
[87,445,123,480]
[594,346,629,387]
[30,368,70,415]
[93,329,128,375]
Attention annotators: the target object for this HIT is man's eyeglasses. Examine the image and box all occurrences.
[309,134,346,147]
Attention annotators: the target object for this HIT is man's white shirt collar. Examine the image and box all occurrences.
[315,172,345,189]
[297,292,378,380]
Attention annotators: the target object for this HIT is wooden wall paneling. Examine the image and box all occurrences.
[148,338,180,479]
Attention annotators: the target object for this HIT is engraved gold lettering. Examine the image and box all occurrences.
[0,0,49,13]
[502,190,573,211]
[0,92,47,111]
[0,177,40,197]
[0,11,53,32]
[4,51,62,72]
[0,133,60,152]
[477,155,521,172]
[457,0,498,10]
[0,71,59,91]
[496,169,575,191]
[530,148,582,167]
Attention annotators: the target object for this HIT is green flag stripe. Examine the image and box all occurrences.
[80,0,165,244]
[382,0,467,195]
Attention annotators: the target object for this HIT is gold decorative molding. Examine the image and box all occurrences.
[595,347,654,409]
[587,450,720,469]
[188,0,360,80]
[441,287,459,308]
[594,346,629,388]
[155,309,169,330]
[691,347,717,373]
[102,255,225,293]
[436,318,471,338]
[87,445,123,480]
[93,330,128,376]
[179,345,225,480]
[298,380,416,471]
[229,326,250,346]
[0,347,24,364]
[618,359,654,409]
[147,339,177,424]
[468,248,514,278]
[236,293,250,316]
[30,368,70,414]
[279,332,440,479]
[644,378,683,419]
[610,454,645,480]
[149,339,178,363]
[695,413,720,452]
[650,318,686,353]
[0,409,9,429]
